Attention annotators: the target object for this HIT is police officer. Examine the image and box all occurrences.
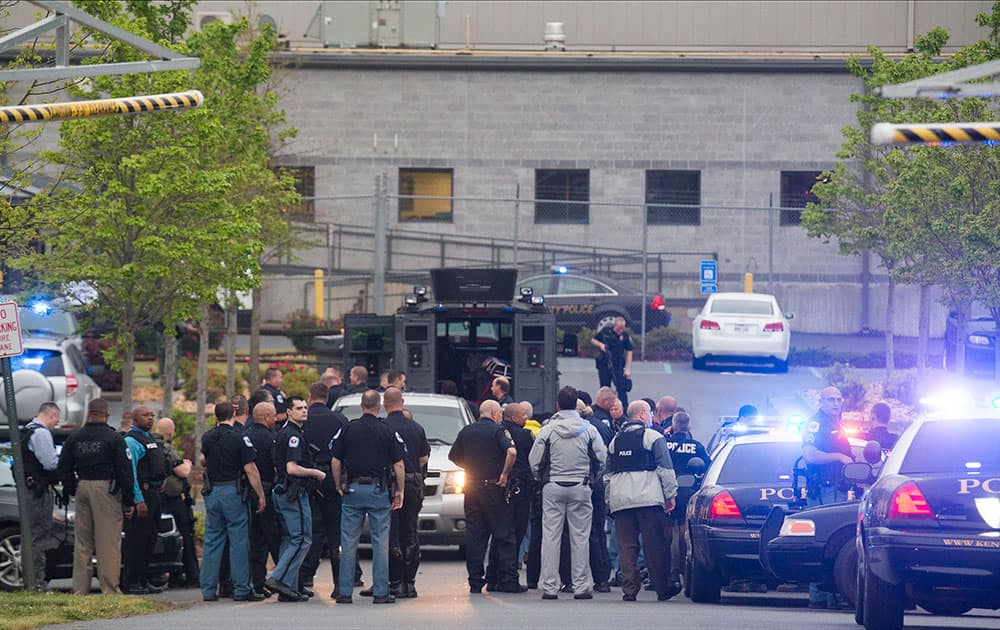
[300,382,350,594]
[383,387,430,598]
[244,402,281,596]
[449,399,523,594]
[663,410,710,593]
[267,396,325,602]
[200,400,266,601]
[57,399,136,595]
[331,389,405,604]
[153,417,199,588]
[261,367,289,421]
[491,376,514,407]
[488,402,533,591]
[590,317,633,408]
[122,406,168,594]
[20,402,61,589]
[865,401,898,451]
[802,386,854,609]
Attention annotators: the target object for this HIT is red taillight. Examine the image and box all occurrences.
[763,322,784,332]
[889,482,934,519]
[709,491,743,521]
[650,295,665,311]
[700,319,721,330]
[65,374,78,397]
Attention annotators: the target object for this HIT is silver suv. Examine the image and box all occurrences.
[1,333,102,435]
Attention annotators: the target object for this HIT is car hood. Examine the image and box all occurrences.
[427,444,460,473]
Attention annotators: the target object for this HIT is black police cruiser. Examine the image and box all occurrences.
[854,415,1000,630]
[684,434,805,602]
[343,269,558,413]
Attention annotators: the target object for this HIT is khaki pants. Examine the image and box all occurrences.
[73,480,124,595]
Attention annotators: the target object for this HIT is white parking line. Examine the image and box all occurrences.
[809,367,822,379]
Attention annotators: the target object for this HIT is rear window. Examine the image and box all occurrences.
[334,403,467,445]
[18,305,77,337]
[899,421,1000,474]
[710,299,774,316]
[11,349,65,377]
[716,442,801,485]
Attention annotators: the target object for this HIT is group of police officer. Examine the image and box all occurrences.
[449,379,711,602]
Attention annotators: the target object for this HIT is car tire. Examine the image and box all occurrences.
[917,601,972,616]
[863,557,903,630]
[833,539,858,609]
[773,358,789,373]
[692,356,707,370]
[687,557,721,603]
[592,312,623,332]
[0,526,23,591]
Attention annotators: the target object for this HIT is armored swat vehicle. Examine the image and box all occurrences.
[342,269,559,413]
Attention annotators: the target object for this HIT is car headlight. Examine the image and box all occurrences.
[969,334,991,346]
[443,470,465,494]
[778,518,816,537]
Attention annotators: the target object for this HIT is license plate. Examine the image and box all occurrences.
[733,324,751,333]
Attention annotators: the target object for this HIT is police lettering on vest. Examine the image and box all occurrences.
[607,424,656,473]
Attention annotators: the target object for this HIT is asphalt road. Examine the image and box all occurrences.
[43,552,1000,630]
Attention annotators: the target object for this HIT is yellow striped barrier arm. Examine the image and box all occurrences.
[0,90,203,123]
[872,122,1000,146]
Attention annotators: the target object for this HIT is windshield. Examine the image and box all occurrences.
[899,421,1000,475]
[716,442,802,485]
[710,299,774,316]
[18,305,77,337]
[334,403,467,444]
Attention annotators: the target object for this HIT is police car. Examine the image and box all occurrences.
[854,414,1000,629]
[684,434,804,602]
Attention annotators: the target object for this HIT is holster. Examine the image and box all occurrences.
[202,476,214,497]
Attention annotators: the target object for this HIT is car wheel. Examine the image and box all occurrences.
[863,556,903,630]
[592,312,622,332]
[687,557,721,603]
[773,358,789,373]
[0,526,23,591]
[692,356,707,370]
[918,601,972,616]
[833,539,858,609]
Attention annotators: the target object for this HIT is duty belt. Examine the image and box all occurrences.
[351,476,377,484]
[404,472,423,482]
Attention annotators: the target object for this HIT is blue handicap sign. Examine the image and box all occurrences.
[700,260,717,284]
[700,283,718,295]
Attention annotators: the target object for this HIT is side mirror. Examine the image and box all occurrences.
[863,441,883,465]
[687,308,699,319]
[562,333,579,357]
[685,457,707,475]
[676,474,697,489]
[785,312,795,320]
[843,462,873,483]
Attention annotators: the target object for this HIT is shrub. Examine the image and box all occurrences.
[286,309,341,352]
[823,362,866,411]
[641,327,693,361]
[180,365,245,401]
[883,369,920,406]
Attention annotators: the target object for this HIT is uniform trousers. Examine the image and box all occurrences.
[72,479,124,594]
[339,482,391,597]
[614,505,671,598]
[526,485,543,586]
[161,493,199,584]
[464,483,517,589]
[249,486,281,593]
[28,490,57,585]
[389,478,424,587]
[540,482,592,596]
[270,490,312,593]
[487,478,530,586]
[200,485,252,598]
[300,477,344,588]
[123,488,161,589]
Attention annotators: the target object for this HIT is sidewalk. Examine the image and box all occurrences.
[791,332,944,356]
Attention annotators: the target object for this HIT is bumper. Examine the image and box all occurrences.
[691,524,770,581]
[762,539,825,583]
[693,335,789,361]
[417,494,467,546]
[866,528,1000,607]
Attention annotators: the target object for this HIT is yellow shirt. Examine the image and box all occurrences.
[524,419,541,436]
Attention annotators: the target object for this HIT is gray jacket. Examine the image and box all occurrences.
[604,423,677,514]
[529,410,607,484]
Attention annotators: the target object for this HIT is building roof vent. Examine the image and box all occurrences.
[544,22,566,51]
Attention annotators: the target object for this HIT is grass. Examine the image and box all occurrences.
[0,591,172,630]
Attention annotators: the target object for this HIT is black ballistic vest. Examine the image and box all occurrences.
[608,426,656,474]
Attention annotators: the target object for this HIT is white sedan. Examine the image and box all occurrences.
[690,292,793,372]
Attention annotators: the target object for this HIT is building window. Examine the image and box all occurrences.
[645,170,700,225]
[274,166,315,221]
[399,168,453,222]
[780,171,822,226]
[535,169,589,224]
